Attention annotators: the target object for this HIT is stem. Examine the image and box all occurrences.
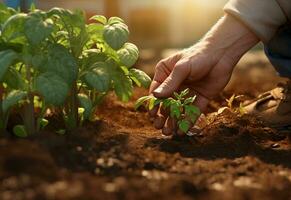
[23,65,36,135]
[0,84,5,134]
[36,104,47,132]
[67,83,79,130]
[77,82,84,93]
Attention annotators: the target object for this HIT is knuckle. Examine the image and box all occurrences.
[173,61,187,72]
[155,61,165,71]
[154,65,161,72]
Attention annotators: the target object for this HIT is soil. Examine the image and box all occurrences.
[0,52,291,200]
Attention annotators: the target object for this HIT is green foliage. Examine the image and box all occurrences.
[0,4,151,135]
[0,50,18,81]
[83,62,110,92]
[35,72,69,106]
[135,89,201,134]
[129,68,151,88]
[2,90,27,114]
[103,22,129,50]
[118,43,139,68]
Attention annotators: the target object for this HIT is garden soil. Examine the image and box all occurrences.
[0,51,291,200]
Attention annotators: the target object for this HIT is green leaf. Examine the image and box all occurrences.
[135,95,153,110]
[170,101,181,119]
[4,68,25,89]
[32,53,46,69]
[2,13,27,44]
[0,4,17,27]
[117,43,139,67]
[178,120,190,133]
[129,68,151,88]
[86,23,104,41]
[13,125,28,138]
[24,16,53,45]
[162,98,174,108]
[2,90,27,114]
[180,88,189,98]
[103,23,129,50]
[148,97,157,110]
[174,92,180,100]
[82,50,107,69]
[184,96,196,105]
[35,72,69,106]
[0,50,18,81]
[83,62,110,92]
[184,105,201,123]
[40,118,49,128]
[78,93,93,120]
[108,17,125,25]
[0,40,23,52]
[47,8,87,56]
[41,44,78,85]
[108,60,133,101]
[90,15,107,24]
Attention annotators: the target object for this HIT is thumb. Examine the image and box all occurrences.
[153,61,190,98]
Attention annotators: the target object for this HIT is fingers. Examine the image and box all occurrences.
[153,61,190,98]
[153,114,166,130]
[162,117,177,136]
[149,53,182,94]
[151,104,169,130]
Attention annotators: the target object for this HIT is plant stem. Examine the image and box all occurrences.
[0,84,5,134]
[23,65,36,135]
[67,83,78,130]
[36,104,47,132]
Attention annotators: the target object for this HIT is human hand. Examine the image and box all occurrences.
[149,14,259,135]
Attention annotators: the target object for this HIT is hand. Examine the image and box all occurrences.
[149,14,259,135]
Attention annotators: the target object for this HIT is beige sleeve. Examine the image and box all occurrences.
[224,0,289,43]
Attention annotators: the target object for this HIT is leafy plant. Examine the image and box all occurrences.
[0,4,151,136]
[135,89,201,133]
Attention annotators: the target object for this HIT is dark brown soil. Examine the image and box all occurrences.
[1,53,291,200]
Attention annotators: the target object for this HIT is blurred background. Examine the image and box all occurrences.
[2,0,228,49]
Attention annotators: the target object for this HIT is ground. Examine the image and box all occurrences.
[0,51,291,200]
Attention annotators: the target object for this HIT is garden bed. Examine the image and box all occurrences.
[0,85,291,200]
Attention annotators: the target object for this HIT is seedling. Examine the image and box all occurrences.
[135,89,201,133]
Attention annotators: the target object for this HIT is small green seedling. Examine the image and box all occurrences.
[135,89,201,133]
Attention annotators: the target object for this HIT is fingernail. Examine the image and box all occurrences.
[154,87,162,94]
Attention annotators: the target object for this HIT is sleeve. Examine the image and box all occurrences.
[224,0,288,43]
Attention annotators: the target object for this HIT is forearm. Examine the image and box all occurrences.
[186,14,259,68]
[202,14,259,55]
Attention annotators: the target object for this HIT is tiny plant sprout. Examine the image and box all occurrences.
[40,118,49,129]
[135,89,201,134]
[56,129,66,135]
[13,125,28,138]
